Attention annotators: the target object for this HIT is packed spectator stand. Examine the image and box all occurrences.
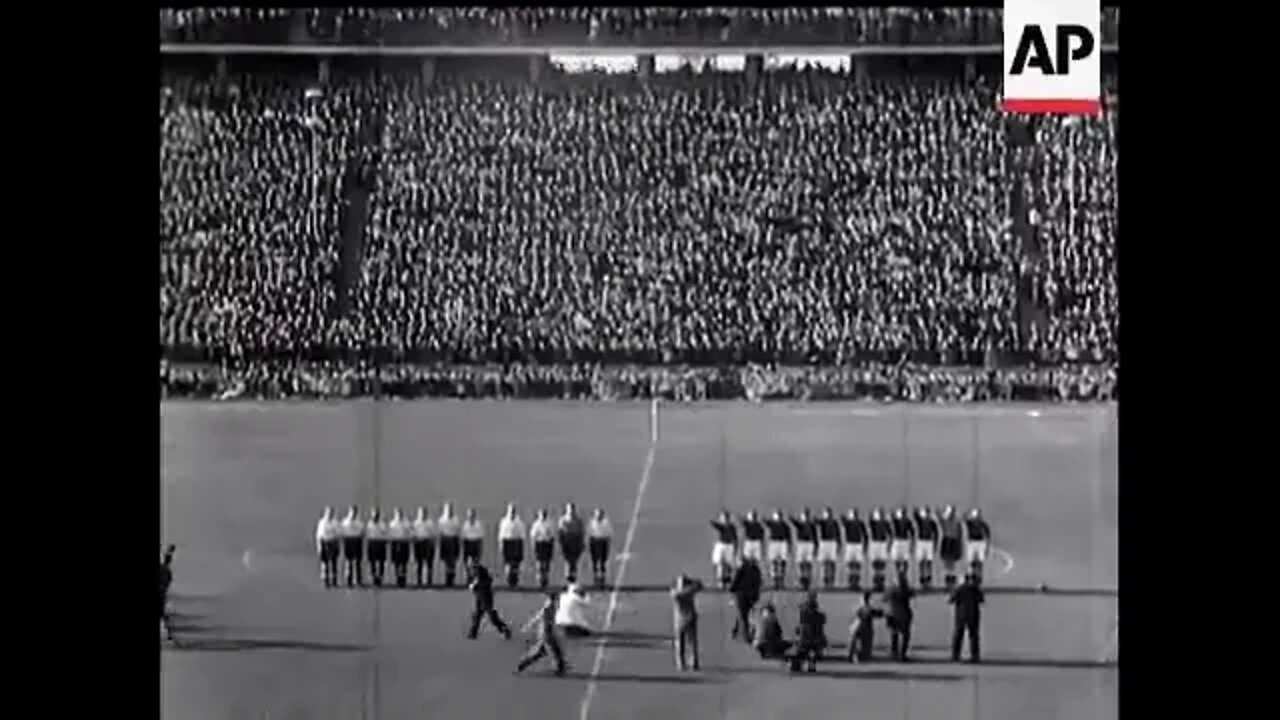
[160,10,1118,404]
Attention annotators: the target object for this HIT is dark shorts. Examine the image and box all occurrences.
[439,536,461,560]
[462,539,483,561]
[561,538,584,561]
[589,538,610,562]
[940,537,962,563]
[320,540,340,562]
[391,541,411,564]
[367,540,388,562]
[501,539,524,564]
[342,538,364,560]
[534,541,554,564]
[413,539,435,562]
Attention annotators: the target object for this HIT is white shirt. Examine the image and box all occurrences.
[437,515,460,538]
[530,518,555,543]
[461,519,485,541]
[589,518,613,540]
[412,517,436,539]
[366,520,388,541]
[556,590,593,629]
[340,516,365,539]
[316,517,339,544]
[387,517,410,541]
[498,516,527,541]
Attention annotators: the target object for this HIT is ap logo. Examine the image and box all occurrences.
[1003,0,1102,114]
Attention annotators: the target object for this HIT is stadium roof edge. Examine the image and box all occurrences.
[160,43,1118,57]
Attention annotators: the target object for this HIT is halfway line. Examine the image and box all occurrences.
[578,429,658,720]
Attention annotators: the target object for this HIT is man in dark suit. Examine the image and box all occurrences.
[949,574,985,663]
[790,592,827,673]
[729,557,763,643]
[884,572,916,661]
[466,563,512,640]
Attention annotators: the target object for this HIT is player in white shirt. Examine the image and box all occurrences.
[315,506,341,588]
[388,508,412,587]
[588,508,614,588]
[461,507,485,580]
[529,508,556,589]
[556,584,597,637]
[411,506,436,587]
[498,503,527,588]
[366,508,389,586]
[340,505,366,587]
[437,503,462,587]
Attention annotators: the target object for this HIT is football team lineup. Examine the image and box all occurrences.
[161,400,1117,720]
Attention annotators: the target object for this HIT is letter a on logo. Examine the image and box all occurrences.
[1003,0,1103,114]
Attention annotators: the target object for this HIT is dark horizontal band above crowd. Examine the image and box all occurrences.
[159,7,1121,48]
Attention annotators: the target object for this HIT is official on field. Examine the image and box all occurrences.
[412,506,436,587]
[949,574,984,663]
[366,508,389,587]
[340,505,366,587]
[671,574,704,672]
[791,592,827,673]
[729,557,763,643]
[884,572,916,661]
[437,503,462,587]
[530,508,556,589]
[461,507,485,577]
[588,508,613,588]
[466,563,512,640]
[159,545,177,643]
[498,503,527,588]
[388,508,411,587]
[315,506,341,588]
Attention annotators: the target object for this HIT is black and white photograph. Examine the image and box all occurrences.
[160,7,1119,720]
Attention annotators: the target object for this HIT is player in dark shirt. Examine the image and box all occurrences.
[816,508,842,589]
[868,508,893,592]
[963,509,992,585]
[890,507,916,579]
[840,509,868,590]
[913,507,940,589]
[764,510,792,590]
[938,505,964,589]
[710,510,739,589]
[788,509,819,590]
[740,510,766,566]
[466,563,512,640]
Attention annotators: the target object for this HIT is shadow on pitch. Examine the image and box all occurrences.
[551,671,723,685]
[977,657,1117,670]
[729,664,965,683]
[169,636,369,653]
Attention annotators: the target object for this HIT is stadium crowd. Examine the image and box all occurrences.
[160,59,1117,403]
[161,7,1120,47]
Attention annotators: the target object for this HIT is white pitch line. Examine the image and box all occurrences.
[578,440,658,720]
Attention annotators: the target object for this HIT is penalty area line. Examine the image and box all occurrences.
[578,436,658,720]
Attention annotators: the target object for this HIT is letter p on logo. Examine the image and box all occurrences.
[1003,0,1102,115]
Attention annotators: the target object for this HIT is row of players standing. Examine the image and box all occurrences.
[710,505,992,592]
[314,502,615,589]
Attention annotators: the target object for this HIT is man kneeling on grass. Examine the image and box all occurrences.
[753,602,791,660]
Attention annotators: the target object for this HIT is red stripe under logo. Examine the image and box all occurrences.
[1001,98,1102,114]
